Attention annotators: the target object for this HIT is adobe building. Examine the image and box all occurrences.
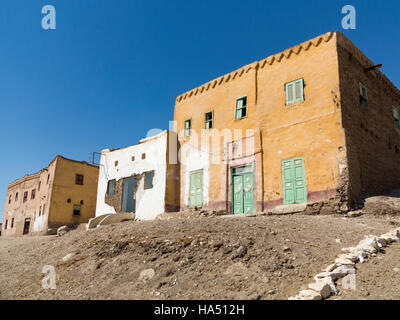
[2,156,99,236]
[173,31,400,214]
[95,130,179,220]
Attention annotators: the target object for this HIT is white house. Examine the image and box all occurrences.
[95,130,179,220]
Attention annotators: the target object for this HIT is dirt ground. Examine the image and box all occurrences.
[0,213,400,300]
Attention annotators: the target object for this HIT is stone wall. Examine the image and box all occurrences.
[337,33,400,204]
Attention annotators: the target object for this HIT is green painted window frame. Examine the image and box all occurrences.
[394,106,400,129]
[73,204,81,216]
[184,119,191,138]
[205,110,213,129]
[285,78,304,105]
[235,96,247,120]
[359,82,368,100]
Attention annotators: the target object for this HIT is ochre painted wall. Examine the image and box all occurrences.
[174,32,347,212]
[48,157,99,228]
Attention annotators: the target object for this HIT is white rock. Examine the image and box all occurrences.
[338,253,359,262]
[357,236,379,251]
[393,268,400,273]
[62,253,75,262]
[314,272,337,281]
[325,263,339,272]
[335,257,355,265]
[341,247,358,253]
[331,265,356,278]
[139,268,155,282]
[298,289,322,300]
[308,281,332,299]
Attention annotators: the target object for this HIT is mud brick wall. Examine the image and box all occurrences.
[337,34,400,203]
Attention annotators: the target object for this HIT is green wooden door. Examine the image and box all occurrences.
[232,168,254,214]
[243,173,254,213]
[189,170,203,208]
[233,175,244,214]
[282,157,307,205]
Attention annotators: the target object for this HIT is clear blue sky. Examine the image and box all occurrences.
[1,0,399,220]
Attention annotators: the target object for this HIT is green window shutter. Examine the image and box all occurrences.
[286,83,294,104]
[394,107,400,129]
[184,119,191,137]
[286,79,304,105]
[359,83,368,100]
[235,97,247,120]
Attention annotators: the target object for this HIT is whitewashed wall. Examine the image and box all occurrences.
[95,131,168,220]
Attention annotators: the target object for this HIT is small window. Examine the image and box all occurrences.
[67,198,71,203]
[286,79,304,105]
[141,153,146,160]
[5,220,8,230]
[47,174,50,184]
[359,82,368,108]
[75,174,84,185]
[131,156,135,162]
[38,181,41,191]
[31,189,36,200]
[144,171,154,190]
[393,106,400,129]
[114,161,119,167]
[39,206,42,216]
[184,119,191,138]
[43,204,46,215]
[73,205,81,216]
[235,96,247,120]
[107,180,116,196]
[205,111,214,129]
[11,218,14,228]
[8,194,11,204]
[23,191,28,203]
[15,192,19,202]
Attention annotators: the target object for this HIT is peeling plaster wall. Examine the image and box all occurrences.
[95,131,169,220]
[181,144,210,207]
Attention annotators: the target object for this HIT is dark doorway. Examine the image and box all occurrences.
[121,177,137,213]
[23,218,31,235]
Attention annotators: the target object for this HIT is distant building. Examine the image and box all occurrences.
[95,130,179,220]
[2,156,99,236]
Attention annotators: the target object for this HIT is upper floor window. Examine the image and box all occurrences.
[359,82,368,109]
[47,174,50,184]
[4,220,8,230]
[75,174,84,185]
[393,106,400,129]
[107,179,116,196]
[15,192,19,202]
[31,189,36,200]
[8,194,11,204]
[285,79,304,105]
[184,119,191,138]
[23,191,28,203]
[235,96,247,120]
[205,111,214,129]
[144,171,155,190]
[38,181,41,191]
[11,218,14,228]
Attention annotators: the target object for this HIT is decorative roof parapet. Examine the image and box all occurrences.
[175,31,336,103]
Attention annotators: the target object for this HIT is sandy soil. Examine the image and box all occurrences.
[0,213,399,300]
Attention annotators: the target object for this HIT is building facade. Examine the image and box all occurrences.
[2,156,99,236]
[173,31,400,214]
[95,130,179,220]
